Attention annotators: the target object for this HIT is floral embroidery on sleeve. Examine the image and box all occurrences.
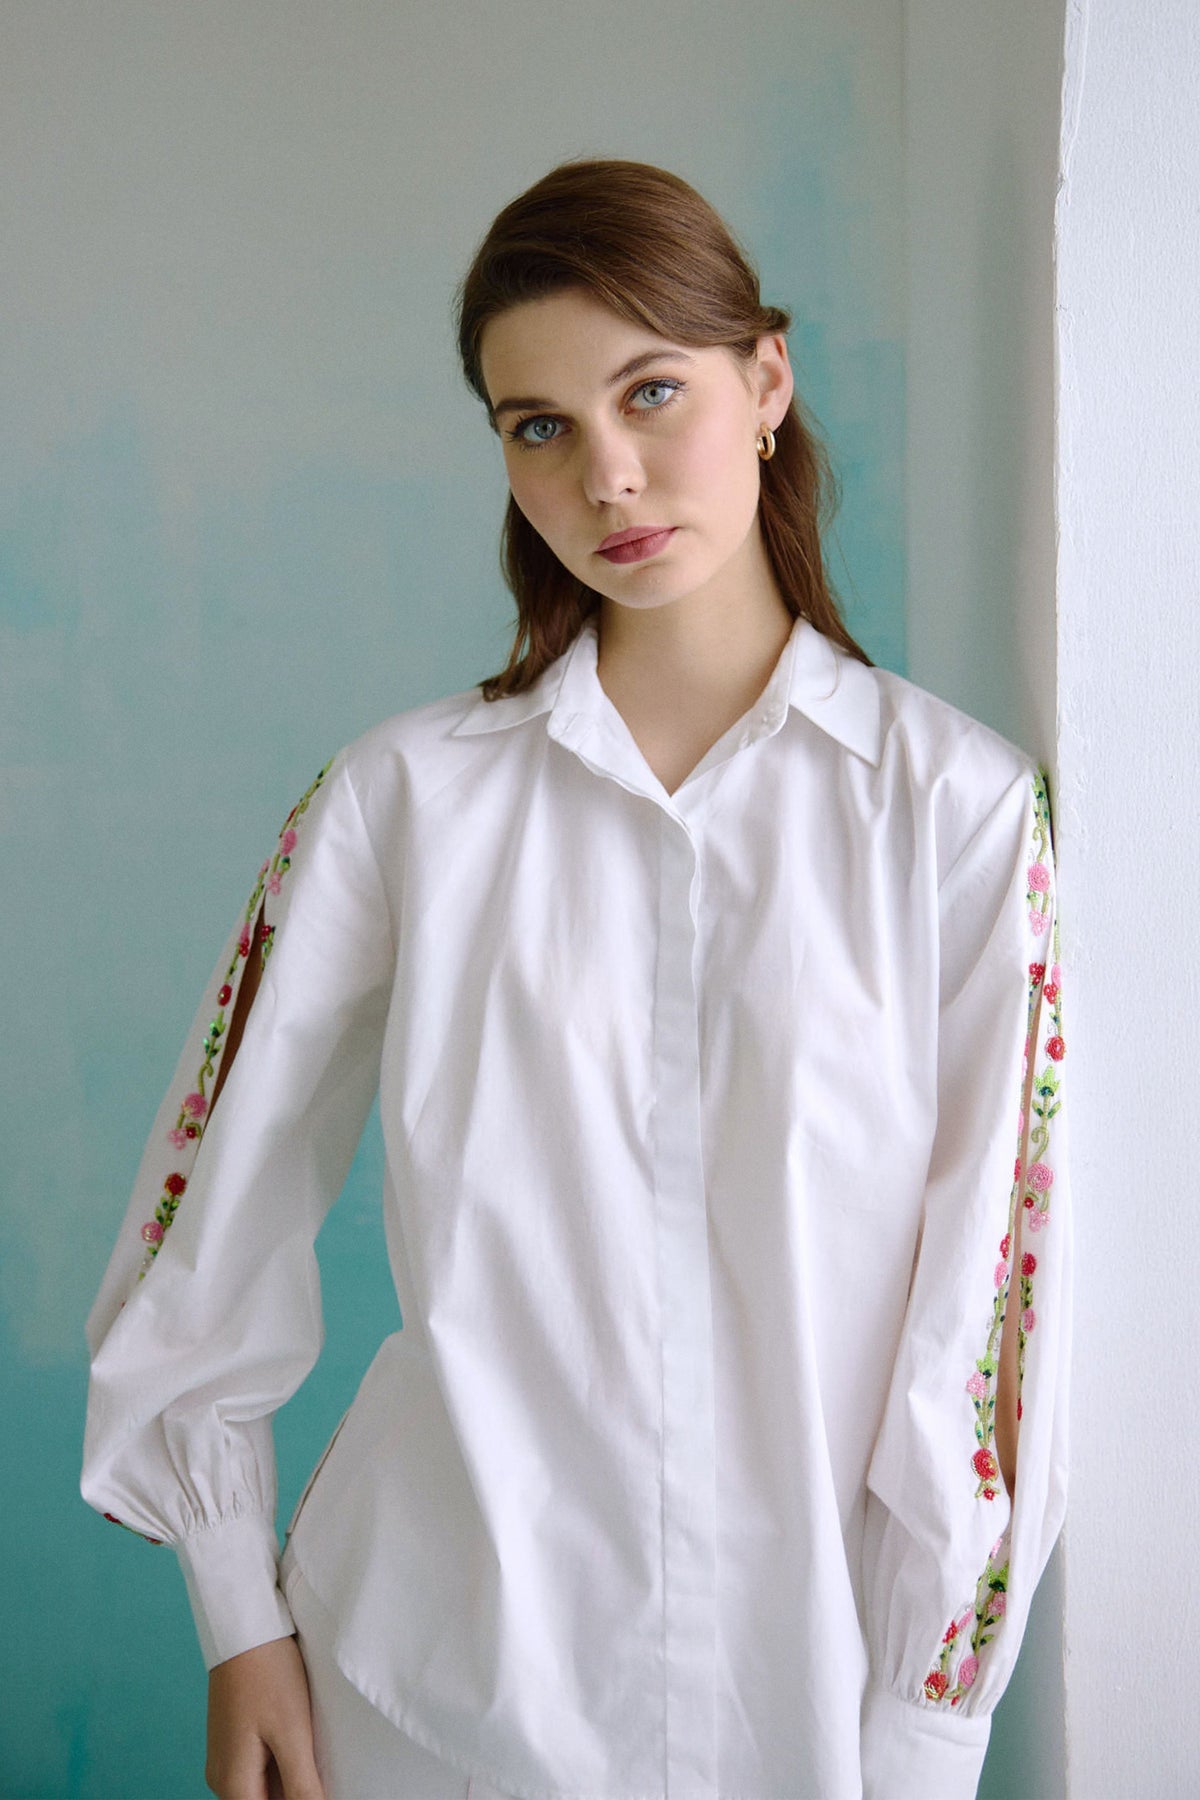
[963,768,1063,1500]
[924,1536,1009,1706]
[134,761,331,1278]
[930,767,1065,1707]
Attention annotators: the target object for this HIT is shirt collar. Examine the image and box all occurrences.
[451,614,883,768]
[449,629,582,737]
[784,615,883,767]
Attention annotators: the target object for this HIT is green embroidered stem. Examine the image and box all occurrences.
[936,768,1066,1706]
[135,760,332,1277]
[964,768,1063,1499]
[924,1539,1010,1706]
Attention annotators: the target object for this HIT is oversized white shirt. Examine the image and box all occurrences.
[83,615,1070,1800]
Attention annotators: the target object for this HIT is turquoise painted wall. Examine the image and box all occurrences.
[1,5,906,1794]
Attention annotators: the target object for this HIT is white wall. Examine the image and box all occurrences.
[902,7,1067,1793]
[1056,2,1200,1793]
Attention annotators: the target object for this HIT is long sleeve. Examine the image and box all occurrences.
[859,765,1070,1798]
[81,752,394,1668]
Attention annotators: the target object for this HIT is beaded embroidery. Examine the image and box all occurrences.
[924,1537,1009,1707]
[963,768,1063,1501]
[135,761,332,1279]
[929,766,1064,1707]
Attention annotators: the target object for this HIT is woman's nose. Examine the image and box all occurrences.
[579,425,645,506]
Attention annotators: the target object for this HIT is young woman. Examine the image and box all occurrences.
[82,159,1069,1800]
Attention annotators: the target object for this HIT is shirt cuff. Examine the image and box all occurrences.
[175,1510,295,1669]
[860,1684,991,1800]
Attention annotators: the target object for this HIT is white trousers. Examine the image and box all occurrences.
[286,1562,513,1800]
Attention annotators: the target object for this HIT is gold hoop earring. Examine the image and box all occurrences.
[756,427,776,463]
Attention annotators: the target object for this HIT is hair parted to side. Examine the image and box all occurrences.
[455,157,873,698]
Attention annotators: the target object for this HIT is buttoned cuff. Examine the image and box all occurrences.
[175,1511,295,1669]
[860,1684,991,1800]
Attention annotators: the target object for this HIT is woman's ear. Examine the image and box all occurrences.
[755,332,794,430]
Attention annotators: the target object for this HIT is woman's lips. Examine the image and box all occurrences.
[596,527,676,565]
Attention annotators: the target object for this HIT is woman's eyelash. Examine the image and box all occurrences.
[627,378,686,411]
[505,378,687,450]
[505,416,564,450]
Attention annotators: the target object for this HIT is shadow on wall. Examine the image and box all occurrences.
[979,1543,1066,1799]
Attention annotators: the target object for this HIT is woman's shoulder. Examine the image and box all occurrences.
[339,684,484,770]
[855,652,1039,796]
[312,671,554,832]
[333,642,574,790]
[797,622,1035,800]
[824,641,1045,877]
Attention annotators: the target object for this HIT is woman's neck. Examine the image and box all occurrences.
[595,563,795,795]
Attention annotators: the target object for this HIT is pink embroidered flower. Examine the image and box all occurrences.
[1017,1109,1025,1136]
[1022,1307,1037,1333]
[280,828,298,855]
[1021,1251,1037,1277]
[966,1370,988,1399]
[994,1261,1009,1289]
[943,1621,959,1644]
[1046,1035,1066,1060]
[1027,1162,1054,1192]
[1029,962,1046,984]
[1029,907,1050,935]
[1026,1206,1047,1233]
[266,872,282,895]
[1043,982,1059,1003]
[1051,963,1062,987]
[1014,1157,1023,1184]
[130,769,328,1295]
[924,1670,949,1702]
[992,1591,1007,1617]
[957,1655,980,1689]
[973,1448,999,1483]
[1027,862,1050,893]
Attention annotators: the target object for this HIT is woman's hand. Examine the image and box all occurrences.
[206,1636,325,1800]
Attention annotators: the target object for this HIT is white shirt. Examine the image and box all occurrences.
[83,616,1070,1800]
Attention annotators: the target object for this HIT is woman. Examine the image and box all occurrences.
[82,159,1069,1800]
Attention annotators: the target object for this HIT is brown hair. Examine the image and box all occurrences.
[455,158,872,697]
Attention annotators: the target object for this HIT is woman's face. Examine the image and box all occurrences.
[479,288,793,615]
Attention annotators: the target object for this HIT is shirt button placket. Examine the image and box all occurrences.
[652,810,718,1798]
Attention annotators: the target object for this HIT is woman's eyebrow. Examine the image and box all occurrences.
[489,347,695,422]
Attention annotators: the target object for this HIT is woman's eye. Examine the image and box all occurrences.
[510,416,563,447]
[630,380,682,411]
[506,379,683,450]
